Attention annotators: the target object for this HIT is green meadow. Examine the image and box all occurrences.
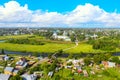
[65,43,105,53]
[0,42,74,53]
[0,34,32,40]
[0,35,119,53]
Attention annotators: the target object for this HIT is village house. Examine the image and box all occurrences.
[66,59,84,73]
[65,66,72,69]
[0,74,10,80]
[13,69,19,76]
[67,59,84,66]
[48,71,54,77]
[83,70,88,77]
[3,55,9,61]
[4,67,14,75]
[102,61,116,68]
[16,57,28,69]
[22,74,37,80]
[34,71,43,78]
[75,66,82,73]
[28,61,36,66]
[4,66,19,76]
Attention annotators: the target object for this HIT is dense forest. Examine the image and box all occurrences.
[87,37,119,51]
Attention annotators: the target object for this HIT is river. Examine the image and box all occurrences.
[0,50,48,57]
[0,40,6,43]
[0,49,120,58]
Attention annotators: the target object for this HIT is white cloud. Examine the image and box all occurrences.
[0,1,120,28]
[0,1,32,22]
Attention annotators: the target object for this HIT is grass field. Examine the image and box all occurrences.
[0,35,119,53]
[0,42,74,53]
[65,43,105,53]
[0,34,32,40]
[0,42,108,53]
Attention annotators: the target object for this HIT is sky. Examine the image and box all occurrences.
[0,0,120,28]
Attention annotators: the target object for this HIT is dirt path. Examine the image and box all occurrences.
[63,41,79,51]
[63,45,78,51]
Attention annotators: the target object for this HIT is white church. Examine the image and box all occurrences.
[52,31,71,41]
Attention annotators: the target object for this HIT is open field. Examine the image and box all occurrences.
[0,34,32,40]
[65,43,105,53]
[0,42,74,53]
[0,42,112,53]
[0,35,119,53]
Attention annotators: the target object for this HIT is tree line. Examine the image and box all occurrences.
[6,38,45,45]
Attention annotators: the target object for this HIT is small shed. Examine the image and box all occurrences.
[48,71,54,77]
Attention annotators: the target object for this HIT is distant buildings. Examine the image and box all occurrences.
[52,31,71,41]
[85,34,98,40]
[90,34,98,39]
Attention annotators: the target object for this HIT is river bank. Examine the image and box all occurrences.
[0,49,120,58]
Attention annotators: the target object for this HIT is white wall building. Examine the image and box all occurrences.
[52,31,71,41]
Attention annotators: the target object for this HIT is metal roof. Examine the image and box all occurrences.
[0,74,10,80]
[4,67,14,72]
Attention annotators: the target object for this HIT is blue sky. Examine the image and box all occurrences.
[0,0,120,28]
[0,0,120,13]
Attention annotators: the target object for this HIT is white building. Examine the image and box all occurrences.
[52,31,71,41]
[90,34,98,39]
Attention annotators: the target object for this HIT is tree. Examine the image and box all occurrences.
[67,62,72,66]
[84,57,91,66]
[41,62,50,74]
[92,39,117,51]
[10,75,22,80]
[54,75,60,80]
[93,53,111,65]
[29,64,42,74]
[18,68,26,75]
[93,54,101,64]
[104,53,111,61]
[1,49,5,54]
[68,54,74,59]
[70,34,76,42]
[111,56,120,64]
[48,53,53,59]
[56,49,63,57]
